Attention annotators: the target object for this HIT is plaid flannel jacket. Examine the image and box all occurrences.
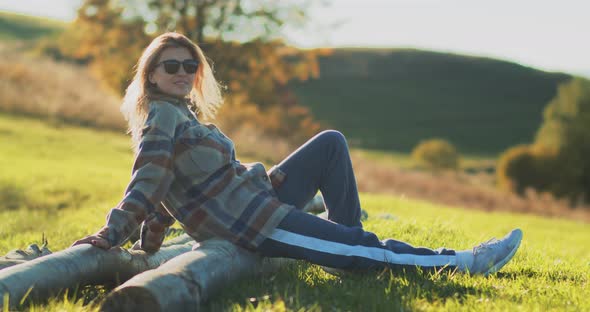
[96,97,292,251]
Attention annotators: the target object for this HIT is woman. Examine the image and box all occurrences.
[72,32,522,276]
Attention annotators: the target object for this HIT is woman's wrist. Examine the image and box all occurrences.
[94,226,117,247]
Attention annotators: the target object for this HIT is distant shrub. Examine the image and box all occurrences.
[411,139,460,170]
[497,145,533,194]
[496,145,559,195]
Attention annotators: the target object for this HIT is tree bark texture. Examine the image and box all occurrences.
[100,238,293,312]
[0,234,195,309]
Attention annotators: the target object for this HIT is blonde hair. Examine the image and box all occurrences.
[120,32,223,152]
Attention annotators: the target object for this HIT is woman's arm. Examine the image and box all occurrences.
[136,203,176,252]
[73,103,179,249]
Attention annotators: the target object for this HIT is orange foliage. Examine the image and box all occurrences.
[45,0,326,146]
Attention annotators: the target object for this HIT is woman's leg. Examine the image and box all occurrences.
[258,209,456,271]
[270,130,362,227]
[257,209,523,274]
[263,131,523,274]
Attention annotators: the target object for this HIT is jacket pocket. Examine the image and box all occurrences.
[178,126,226,176]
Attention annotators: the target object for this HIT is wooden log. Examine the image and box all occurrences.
[0,229,190,271]
[100,238,293,312]
[0,234,196,309]
[0,195,326,309]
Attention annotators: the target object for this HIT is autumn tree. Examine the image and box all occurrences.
[535,77,590,203]
[497,77,590,205]
[54,0,325,143]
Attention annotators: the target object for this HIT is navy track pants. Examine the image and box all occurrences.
[257,130,457,270]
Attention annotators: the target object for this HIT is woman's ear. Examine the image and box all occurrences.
[148,72,155,84]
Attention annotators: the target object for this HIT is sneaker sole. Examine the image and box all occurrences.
[484,229,523,276]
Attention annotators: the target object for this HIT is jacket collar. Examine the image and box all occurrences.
[148,91,199,120]
[149,91,191,107]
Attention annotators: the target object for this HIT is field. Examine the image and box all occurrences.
[0,11,588,311]
[1,113,588,311]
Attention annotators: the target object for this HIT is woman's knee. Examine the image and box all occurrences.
[315,130,347,149]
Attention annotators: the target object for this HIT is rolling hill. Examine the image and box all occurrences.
[0,11,64,41]
[291,48,571,154]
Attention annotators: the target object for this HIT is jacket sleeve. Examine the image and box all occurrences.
[96,103,179,247]
[137,203,176,252]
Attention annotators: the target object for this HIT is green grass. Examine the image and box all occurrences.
[0,113,132,254]
[1,114,588,311]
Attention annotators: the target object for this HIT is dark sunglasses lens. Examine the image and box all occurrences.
[183,60,199,74]
[163,61,181,74]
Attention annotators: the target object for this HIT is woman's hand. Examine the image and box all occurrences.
[71,235,112,250]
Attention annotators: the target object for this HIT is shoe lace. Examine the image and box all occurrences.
[473,237,500,255]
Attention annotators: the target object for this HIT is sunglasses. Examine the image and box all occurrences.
[155,59,199,74]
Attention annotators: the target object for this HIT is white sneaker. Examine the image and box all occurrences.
[459,228,523,276]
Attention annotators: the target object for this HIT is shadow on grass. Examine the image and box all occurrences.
[203,263,497,311]
[0,182,26,210]
[10,264,541,311]
[10,284,113,312]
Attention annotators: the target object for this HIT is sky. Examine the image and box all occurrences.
[1,0,589,76]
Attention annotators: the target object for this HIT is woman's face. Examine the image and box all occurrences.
[149,46,198,98]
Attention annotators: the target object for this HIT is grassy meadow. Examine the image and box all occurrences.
[1,113,589,311]
[0,11,589,311]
